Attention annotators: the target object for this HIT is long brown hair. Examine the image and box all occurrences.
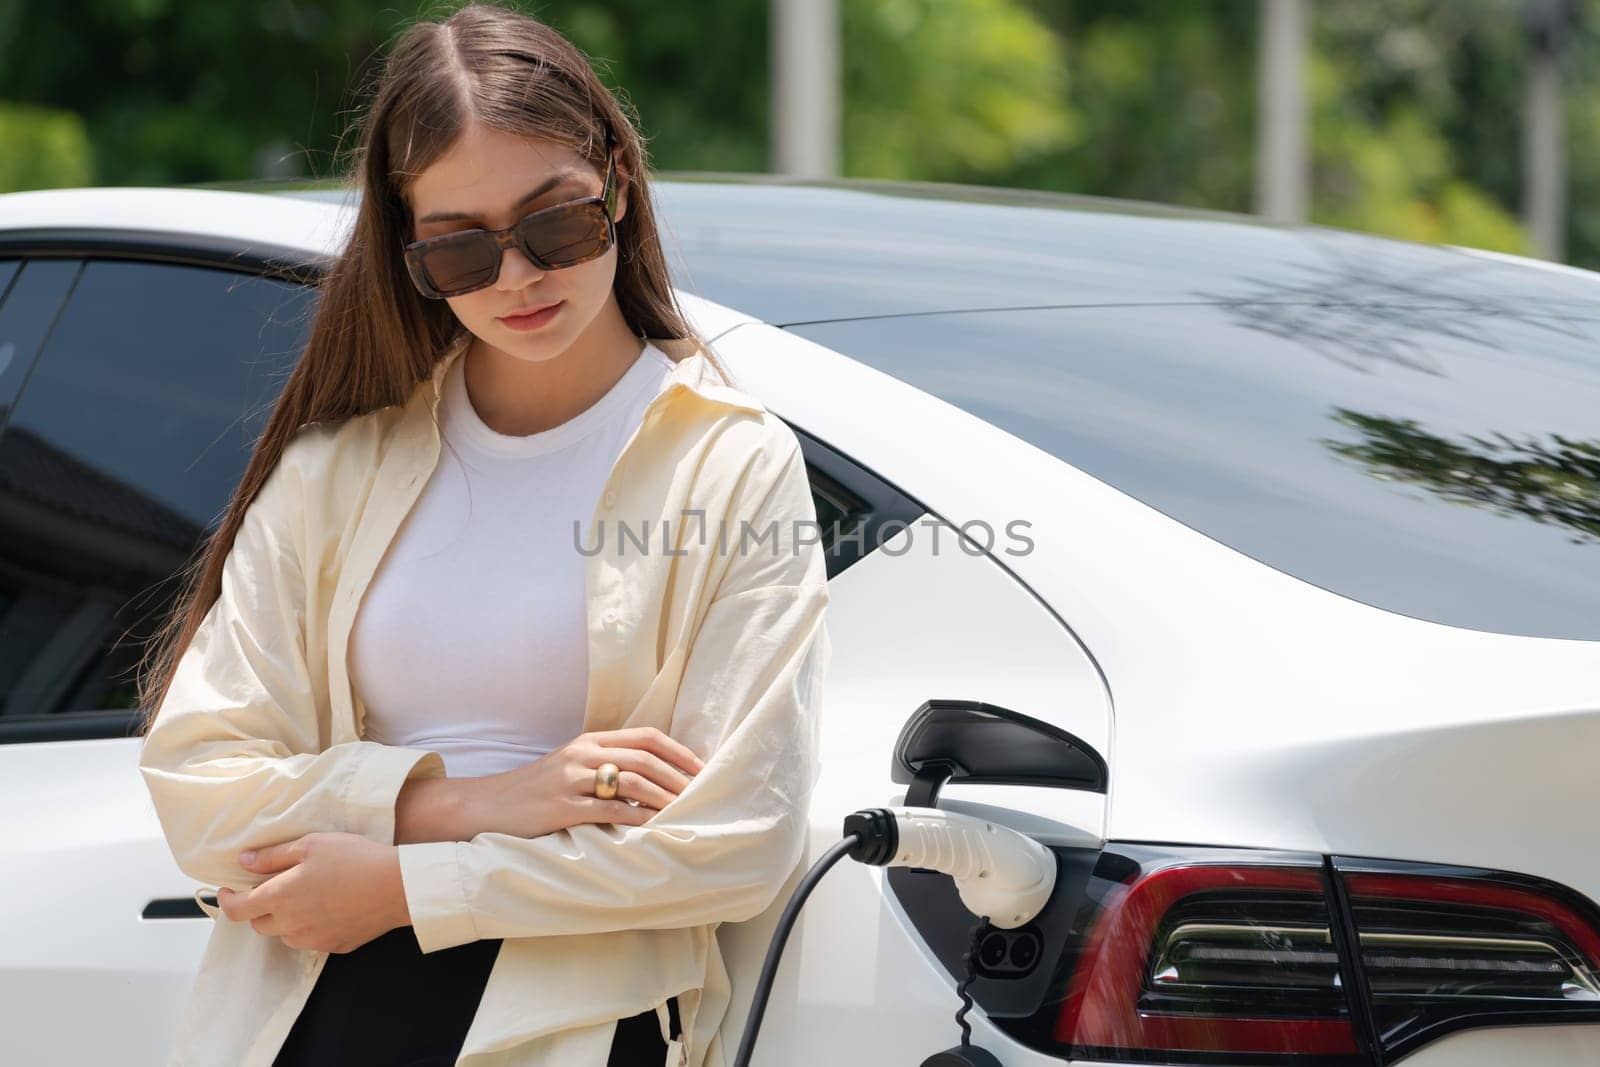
[135,0,736,737]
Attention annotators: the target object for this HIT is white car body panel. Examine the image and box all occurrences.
[0,738,206,1064]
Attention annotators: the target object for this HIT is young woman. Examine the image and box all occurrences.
[135,4,832,1066]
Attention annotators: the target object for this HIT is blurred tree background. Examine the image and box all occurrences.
[1,0,1597,265]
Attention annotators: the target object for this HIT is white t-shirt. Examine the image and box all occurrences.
[350,341,675,778]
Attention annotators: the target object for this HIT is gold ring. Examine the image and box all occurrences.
[594,761,620,800]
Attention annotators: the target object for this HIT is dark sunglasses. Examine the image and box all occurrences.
[403,140,620,299]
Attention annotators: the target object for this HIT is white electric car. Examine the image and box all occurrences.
[1,177,1598,1067]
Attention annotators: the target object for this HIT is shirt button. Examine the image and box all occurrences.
[602,490,617,509]
[603,609,619,627]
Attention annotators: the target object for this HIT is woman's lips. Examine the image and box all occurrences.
[499,300,564,331]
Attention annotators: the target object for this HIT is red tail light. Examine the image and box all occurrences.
[1055,861,1364,1062]
[889,843,1600,1064]
[1339,863,1600,1061]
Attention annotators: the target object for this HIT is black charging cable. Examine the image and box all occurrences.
[731,832,864,1067]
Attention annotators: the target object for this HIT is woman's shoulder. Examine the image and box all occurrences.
[277,403,406,486]
[650,337,796,458]
[686,405,810,539]
[244,404,409,540]
[720,405,803,474]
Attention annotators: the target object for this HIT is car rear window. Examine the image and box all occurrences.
[789,263,1600,640]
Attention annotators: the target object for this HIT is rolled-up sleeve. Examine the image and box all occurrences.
[138,435,447,894]
[396,430,831,953]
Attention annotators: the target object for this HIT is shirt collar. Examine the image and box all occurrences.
[422,331,766,421]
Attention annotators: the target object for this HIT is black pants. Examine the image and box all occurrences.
[271,925,679,1066]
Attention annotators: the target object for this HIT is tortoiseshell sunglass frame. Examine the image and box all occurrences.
[403,137,620,300]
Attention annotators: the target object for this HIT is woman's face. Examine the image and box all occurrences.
[407,121,630,364]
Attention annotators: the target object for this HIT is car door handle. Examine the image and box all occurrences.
[143,894,214,920]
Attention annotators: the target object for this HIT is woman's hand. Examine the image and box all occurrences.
[462,726,706,838]
[220,832,408,953]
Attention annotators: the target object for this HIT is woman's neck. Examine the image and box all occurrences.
[461,309,646,437]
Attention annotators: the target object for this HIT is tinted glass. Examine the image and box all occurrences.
[0,259,79,432]
[790,279,1600,640]
[0,260,313,719]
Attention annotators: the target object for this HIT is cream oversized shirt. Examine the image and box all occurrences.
[137,330,832,1066]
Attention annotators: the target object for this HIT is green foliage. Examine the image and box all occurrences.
[0,102,93,189]
[1019,1,1257,212]
[1016,0,1533,256]
[1310,63,1528,253]
[528,0,770,172]
[1561,0,1600,267]
[1310,2,1530,253]
[840,0,1076,180]
[538,0,1075,179]
[3,0,1599,266]
[0,0,414,185]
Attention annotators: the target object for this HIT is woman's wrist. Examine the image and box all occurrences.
[394,774,482,843]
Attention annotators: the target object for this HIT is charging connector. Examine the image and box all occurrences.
[731,807,1058,1066]
[845,806,1057,928]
